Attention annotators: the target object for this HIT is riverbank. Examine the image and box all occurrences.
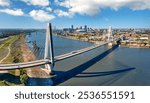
[23,35,50,79]
[0,36,21,76]
[58,34,150,48]
[120,43,150,48]
[0,34,51,86]
[55,34,98,44]
[0,34,40,86]
[0,35,25,85]
[121,45,150,48]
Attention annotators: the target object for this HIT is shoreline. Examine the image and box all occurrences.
[120,44,150,48]
[23,35,50,78]
[21,35,36,62]
[57,35,150,49]
[0,34,50,86]
[55,34,102,44]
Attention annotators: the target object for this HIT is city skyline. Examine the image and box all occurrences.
[0,0,150,29]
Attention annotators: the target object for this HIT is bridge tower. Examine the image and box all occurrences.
[108,26,113,41]
[44,23,55,75]
[107,26,113,47]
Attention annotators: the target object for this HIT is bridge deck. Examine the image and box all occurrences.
[0,60,50,70]
[0,40,117,70]
[54,41,110,61]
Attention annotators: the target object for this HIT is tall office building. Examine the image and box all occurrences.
[71,25,73,30]
[84,25,87,32]
[71,25,74,33]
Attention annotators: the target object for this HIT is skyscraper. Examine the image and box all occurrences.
[71,25,73,30]
[71,25,74,33]
[84,25,87,32]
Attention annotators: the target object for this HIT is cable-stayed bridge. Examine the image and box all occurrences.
[0,23,120,74]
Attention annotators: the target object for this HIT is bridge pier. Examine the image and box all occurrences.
[108,39,121,48]
[108,42,113,47]
[44,23,55,75]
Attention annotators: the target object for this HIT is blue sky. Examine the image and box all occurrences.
[0,0,150,29]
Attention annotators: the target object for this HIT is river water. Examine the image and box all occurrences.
[25,31,150,86]
[1,30,150,86]
[26,30,93,59]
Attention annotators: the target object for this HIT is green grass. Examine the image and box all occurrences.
[0,36,18,49]
[0,35,28,86]
[19,68,28,85]
[2,35,24,63]
[0,48,8,61]
[0,36,19,61]
[0,80,7,86]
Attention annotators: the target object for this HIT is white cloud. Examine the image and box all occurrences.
[0,9,24,16]
[46,7,52,12]
[55,9,73,17]
[29,10,55,22]
[21,0,50,6]
[56,0,150,16]
[0,0,10,6]
[55,0,103,16]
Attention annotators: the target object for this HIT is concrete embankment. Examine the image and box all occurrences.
[21,35,51,78]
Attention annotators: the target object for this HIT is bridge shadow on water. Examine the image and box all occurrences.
[26,45,135,86]
[51,45,135,86]
[75,68,135,78]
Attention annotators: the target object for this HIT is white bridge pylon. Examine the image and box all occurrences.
[107,26,114,47]
[44,23,55,74]
[108,26,113,42]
